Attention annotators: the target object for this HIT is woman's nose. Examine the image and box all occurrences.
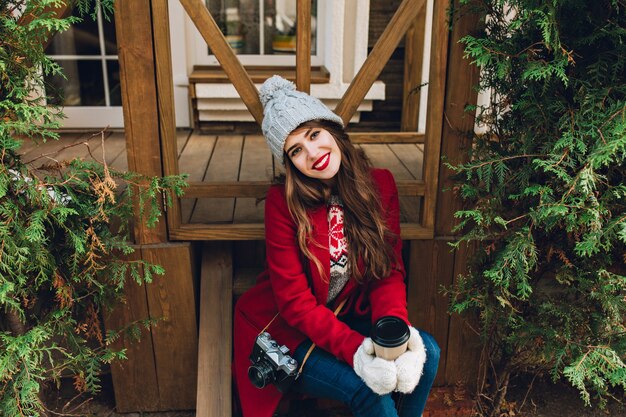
[303,141,318,158]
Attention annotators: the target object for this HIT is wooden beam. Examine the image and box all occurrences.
[115,0,167,244]
[171,224,266,240]
[421,0,453,231]
[169,223,433,241]
[182,179,425,198]
[179,0,263,124]
[435,0,481,237]
[296,0,311,93]
[105,249,160,412]
[151,0,182,233]
[407,240,455,386]
[401,5,427,131]
[438,0,482,388]
[335,0,427,124]
[142,243,198,409]
[189,66,330,84]
[183,181,270,198]
[348,132,425,144]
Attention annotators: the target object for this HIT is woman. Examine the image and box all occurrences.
[233,75,440,417]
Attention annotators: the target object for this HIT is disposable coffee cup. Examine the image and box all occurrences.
[371,316,410,360]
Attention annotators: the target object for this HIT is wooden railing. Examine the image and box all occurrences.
[153,0,441,242]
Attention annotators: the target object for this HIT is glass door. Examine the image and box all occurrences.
[45,8,123,128]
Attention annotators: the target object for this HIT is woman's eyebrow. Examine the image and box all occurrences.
[285,129,313,154]
[285,143,299,154]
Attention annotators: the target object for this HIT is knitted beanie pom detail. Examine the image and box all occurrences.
[259,75,295,107]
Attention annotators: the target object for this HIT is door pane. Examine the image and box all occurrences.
[206,0,317,56]
[45,60,105,106]
[265,0,317,55]
[207,0,260,54]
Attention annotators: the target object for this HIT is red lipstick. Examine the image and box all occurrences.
[312,153,330,171]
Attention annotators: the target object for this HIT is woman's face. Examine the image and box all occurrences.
[284,126,342,183]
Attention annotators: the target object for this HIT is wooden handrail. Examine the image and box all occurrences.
[348,132,425,144]
[182,180,425,198]
[296,0,311,93]
[170,223,433,241]
[335,0,427,124]
[179,0,263,124]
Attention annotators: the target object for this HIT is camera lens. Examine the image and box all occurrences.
[248,361,275,388]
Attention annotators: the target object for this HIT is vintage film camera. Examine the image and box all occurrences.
[248,332,298,393]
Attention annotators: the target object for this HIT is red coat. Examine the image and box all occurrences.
[233,168,409,417]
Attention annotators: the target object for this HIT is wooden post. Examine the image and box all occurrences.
[152,0,183,233]
[401,5,427,131]
[409,0,482,388]
[105,243,198,412]
[438,0,483,387]
[296,0,311,93]
[420,0,452,232]
[115,0,167,244]
[108,2,199,411]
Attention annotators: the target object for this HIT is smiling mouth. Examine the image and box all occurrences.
[312,153,330,171]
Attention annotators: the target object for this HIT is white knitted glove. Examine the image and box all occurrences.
[353,338,397,395]
[394,326,427,393]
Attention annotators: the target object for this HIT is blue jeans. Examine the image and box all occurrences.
[291,321,440,417]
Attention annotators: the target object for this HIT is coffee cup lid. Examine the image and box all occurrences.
[371,316,410,348]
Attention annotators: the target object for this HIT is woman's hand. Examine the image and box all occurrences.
[353,338,397,395]
[394,326,427,393]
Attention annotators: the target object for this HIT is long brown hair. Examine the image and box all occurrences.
[277,119,398,283]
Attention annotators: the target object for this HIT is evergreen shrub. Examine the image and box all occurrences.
[449,0,625,414]
[0,1,186,415]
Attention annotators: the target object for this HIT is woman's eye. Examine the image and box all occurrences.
[290,147,301,157]
[311,130,319,139]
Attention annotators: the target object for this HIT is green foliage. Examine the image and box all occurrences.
[451,0,625,412]
[0,1,187,415]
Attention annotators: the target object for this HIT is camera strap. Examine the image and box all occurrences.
[257,298,348,379]
[296,298,348,378]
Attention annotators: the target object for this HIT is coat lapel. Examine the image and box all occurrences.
[308,205,330,305]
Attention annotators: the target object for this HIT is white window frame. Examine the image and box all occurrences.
[46,8,124,129]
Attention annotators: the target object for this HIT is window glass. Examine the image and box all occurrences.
[45,8,119,108]
[107,60,122,106]
[45,60,105,106]
[102,15,118,55]
[45,18,100,55]
[206,0,317,56]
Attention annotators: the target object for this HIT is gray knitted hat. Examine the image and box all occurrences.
[259,75,344,164]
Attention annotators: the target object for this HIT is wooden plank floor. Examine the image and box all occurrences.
[18,130,424,224]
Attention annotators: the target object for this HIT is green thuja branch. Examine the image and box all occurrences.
[451,0,625,414]
[0,1,187,415]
